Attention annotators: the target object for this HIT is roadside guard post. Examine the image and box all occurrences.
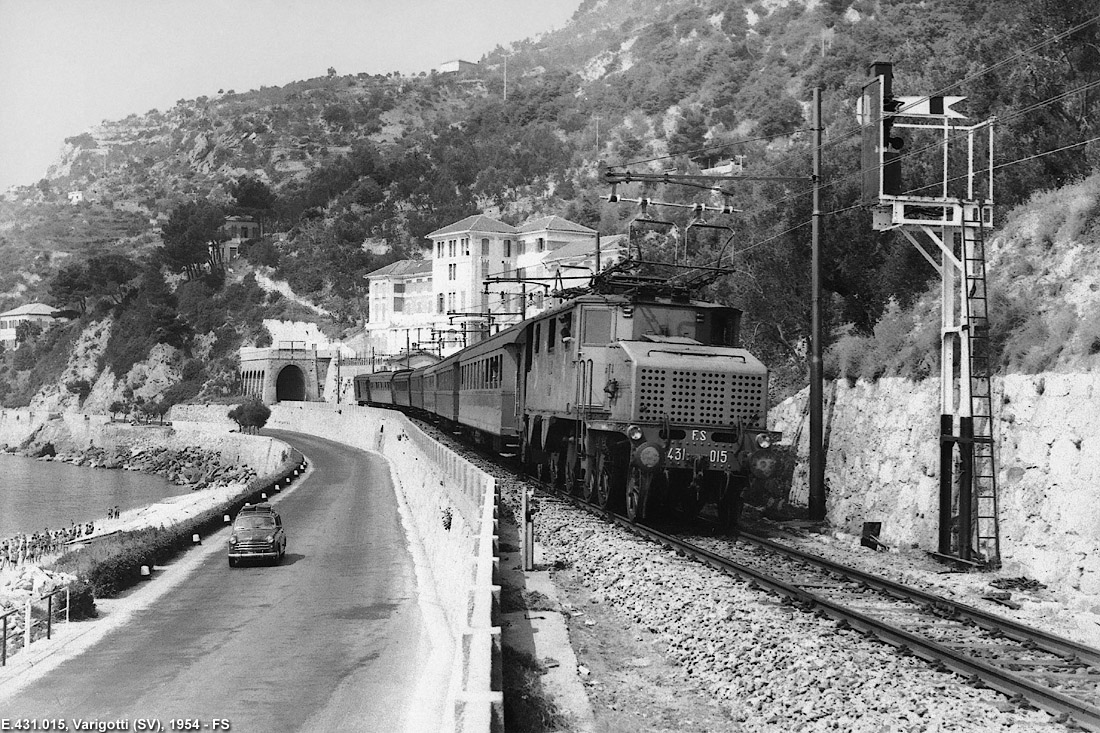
[522,488,537,571]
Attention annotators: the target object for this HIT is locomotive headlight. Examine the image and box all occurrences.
[627,425,644,441]
[755,432,773,450]
[635,443,662,469]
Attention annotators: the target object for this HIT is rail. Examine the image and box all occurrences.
[549,482,1100,731]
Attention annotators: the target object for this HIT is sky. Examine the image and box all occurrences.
[0,0,581,191]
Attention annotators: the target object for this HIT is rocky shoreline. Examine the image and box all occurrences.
[2,443,258,492]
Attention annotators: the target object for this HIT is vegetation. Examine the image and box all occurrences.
[0,0,1097,403]
[228,398,271,433]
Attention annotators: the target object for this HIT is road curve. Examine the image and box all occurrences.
[3,430,432,732]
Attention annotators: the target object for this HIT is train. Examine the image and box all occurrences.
[354,275,780,529]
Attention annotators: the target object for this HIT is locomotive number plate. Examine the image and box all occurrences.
[666,446,730,465]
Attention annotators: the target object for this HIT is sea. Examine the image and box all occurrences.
[0,453,189,540]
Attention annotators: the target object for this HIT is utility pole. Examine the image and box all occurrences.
[809,87,826,520]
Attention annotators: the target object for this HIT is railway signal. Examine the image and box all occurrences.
[860,61,999,567]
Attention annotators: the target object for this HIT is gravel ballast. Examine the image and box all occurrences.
[498,479,1069,732]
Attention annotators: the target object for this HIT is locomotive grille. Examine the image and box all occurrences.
[637,367,766,426]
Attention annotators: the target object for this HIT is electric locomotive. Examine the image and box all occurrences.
[356,276,780,529]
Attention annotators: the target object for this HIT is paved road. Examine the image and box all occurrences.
[3,430,430,732]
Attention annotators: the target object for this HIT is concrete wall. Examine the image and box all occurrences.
[771,374,1100,595]
[266,402,500,733]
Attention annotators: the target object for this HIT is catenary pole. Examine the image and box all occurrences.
[809,87,826,520]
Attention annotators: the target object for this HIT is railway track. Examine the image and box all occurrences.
[419,418,1100,730]
[560,491,1100,731]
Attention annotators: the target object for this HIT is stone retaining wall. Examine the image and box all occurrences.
[771,374,1100,596]
[266,402,500,733]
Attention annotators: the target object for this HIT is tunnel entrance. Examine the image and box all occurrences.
[275,365,306,401]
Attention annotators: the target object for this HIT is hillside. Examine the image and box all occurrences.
[0,0,1097,410]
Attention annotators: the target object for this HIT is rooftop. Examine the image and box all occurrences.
[426,215,517,238]
[363,259,433,279]
[0,303,60,318]
[516,215,596,235]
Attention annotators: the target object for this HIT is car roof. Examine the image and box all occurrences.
[238,503,277,515]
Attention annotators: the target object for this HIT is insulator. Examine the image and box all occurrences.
[692,203,705,215]
[607,193,620,203]
[721,204,735,214]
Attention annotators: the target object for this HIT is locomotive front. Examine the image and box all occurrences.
[597,337,780,528]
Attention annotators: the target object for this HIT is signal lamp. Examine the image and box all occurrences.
[627,425,644,441]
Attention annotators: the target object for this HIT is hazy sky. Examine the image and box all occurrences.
[0,0,581,191]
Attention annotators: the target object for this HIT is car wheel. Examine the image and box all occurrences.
[228,557,238,568]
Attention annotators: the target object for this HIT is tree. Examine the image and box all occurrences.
[229,175,277,234]
[160,200,226,279]
[668,108,709,160]
[228,398,271,433]
[86,254,138,306]
[66,379,92,403]
[15,320,42,344]
[49,263,92,314]
[108,400,126,421]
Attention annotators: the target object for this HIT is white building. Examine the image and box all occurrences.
[362,213,615,357]
[427,214,520,348]
[363,258,436,356]
[437,59,479,75]
[0,303,63,347]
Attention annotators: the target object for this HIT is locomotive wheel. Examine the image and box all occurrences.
[625,467,650,522]
[582,455,599,502]
[595,452,619,510]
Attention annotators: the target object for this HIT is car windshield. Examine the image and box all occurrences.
[235,516,276,529]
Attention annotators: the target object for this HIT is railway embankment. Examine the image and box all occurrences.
[772,374,1100,599]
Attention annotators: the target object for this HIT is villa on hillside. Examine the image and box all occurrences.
[0,303,63,348]
[437,59,479,74]
[361,212,614,360]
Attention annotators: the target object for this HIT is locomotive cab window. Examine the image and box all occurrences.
[547,317,556,353]
[582,308,612,345]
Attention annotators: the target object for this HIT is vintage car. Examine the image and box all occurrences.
[227,503,287,566]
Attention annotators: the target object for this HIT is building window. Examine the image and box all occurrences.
[393,297,404,312]
[464,238,470,256]
[393,283,405,293]
[504,239,512,257]
[448,263,456,280]
[481,261,489,278]
[437,242,443,257]
[517,240,526,255]
[482,238,490,256]
[448,240,455,257]
[537,237,545,252]
[438,294,445,313]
